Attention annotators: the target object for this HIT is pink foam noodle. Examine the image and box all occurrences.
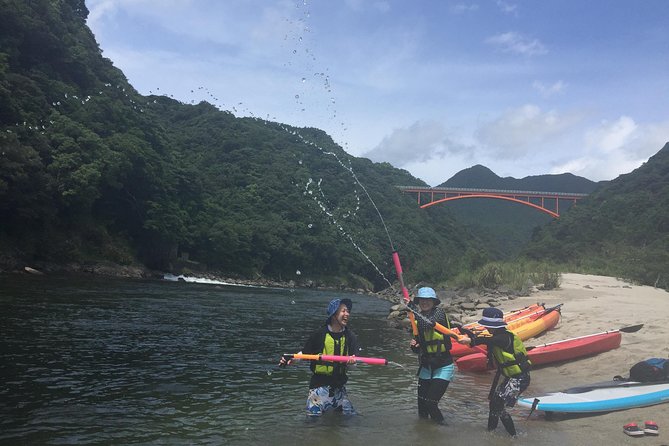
[392,251,410,302]
[392,250,417,335]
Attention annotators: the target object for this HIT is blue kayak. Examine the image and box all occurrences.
[518,381,669,413]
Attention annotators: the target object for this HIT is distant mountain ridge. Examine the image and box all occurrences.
[439,164,601,193]
[428,165,601,260]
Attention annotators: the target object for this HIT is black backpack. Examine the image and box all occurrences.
[628,358,669,382]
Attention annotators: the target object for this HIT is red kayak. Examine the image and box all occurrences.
[456,330,622,372]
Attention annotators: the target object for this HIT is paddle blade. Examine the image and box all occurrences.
[619,324,644,333]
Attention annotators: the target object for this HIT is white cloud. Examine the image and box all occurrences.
[450,3,480,14]
[373,2,391,13]
[496,0,518,14]
[584,116,637,154]
[532,80,566,97]
[486,32,547,56]
[551,117,669,181]
[476,104,580,158]
[363,120,474,167]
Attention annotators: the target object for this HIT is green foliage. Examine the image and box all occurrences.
[535,269,561,290]
[7,0,667,293]
[0,1,489,287]
[523,144,669,290]
[477,263,503,288]
[451,259,562,292]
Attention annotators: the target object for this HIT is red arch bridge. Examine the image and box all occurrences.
[397,186,589,218]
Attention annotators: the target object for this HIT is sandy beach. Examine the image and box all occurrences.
[493,273,669,444]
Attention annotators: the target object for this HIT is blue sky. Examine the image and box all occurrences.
[86,0,669,185]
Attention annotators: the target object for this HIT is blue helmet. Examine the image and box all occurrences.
[326,298,353,322]
[414,287,440,305]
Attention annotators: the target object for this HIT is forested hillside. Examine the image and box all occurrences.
[0,0,489,288]
[525,143,669,289]
[438,165,600,259]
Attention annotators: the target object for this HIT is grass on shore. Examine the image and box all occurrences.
[447,260,562,292]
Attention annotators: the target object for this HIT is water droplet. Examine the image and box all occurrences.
[294,94,300,99]
[301,77,306,83]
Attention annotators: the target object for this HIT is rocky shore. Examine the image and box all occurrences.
[5,259,532,316]
[379,284,532,331]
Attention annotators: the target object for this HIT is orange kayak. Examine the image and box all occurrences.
[450,304,561,357]
[462,303,544,332]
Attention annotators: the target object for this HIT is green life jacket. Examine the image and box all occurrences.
[417,313,452,366]
[491,332,532,378]
[314,332,346,376]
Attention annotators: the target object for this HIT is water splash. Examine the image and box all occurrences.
[387,361,406,370]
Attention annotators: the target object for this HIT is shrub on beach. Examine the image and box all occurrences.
[451,260,562,292]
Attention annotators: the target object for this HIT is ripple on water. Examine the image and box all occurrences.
[0,277,570,445]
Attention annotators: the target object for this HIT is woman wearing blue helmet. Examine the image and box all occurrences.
[409,286,457,425]
[280,298,359,417]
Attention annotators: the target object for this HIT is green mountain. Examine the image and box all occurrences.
[442,164,601,192]
[0,0,489,288]
[524,142,669,289]
[434,165,600,259]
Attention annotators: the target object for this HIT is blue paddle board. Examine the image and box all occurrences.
[518,381,669,413]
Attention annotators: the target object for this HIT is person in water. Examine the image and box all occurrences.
[459,307,531,436]
[279,298,359,416]
[409,286,459,425]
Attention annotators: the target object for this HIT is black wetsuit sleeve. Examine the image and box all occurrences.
[410,334,420,353]
[433,307,448,326]
[472,331,513,350]
[347,330,360,356]
[302,328,324,354]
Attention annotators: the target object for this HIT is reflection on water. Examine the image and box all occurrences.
[0,276,567,445]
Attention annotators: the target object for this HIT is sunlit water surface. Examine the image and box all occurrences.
[0,275,569,445]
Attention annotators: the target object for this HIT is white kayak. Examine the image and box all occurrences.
[518,380,669,413]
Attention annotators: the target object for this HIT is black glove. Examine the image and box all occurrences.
[458,326,476,340]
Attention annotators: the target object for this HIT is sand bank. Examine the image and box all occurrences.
[495,273,669,444]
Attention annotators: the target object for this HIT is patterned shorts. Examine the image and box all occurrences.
[306,385,356,416]
[496,372,530,407]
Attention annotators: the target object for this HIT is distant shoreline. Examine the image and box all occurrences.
[2,260,378,295]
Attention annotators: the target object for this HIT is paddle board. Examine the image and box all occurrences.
[518,381,669,413]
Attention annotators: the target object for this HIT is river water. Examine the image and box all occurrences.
[0,275,570,445]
